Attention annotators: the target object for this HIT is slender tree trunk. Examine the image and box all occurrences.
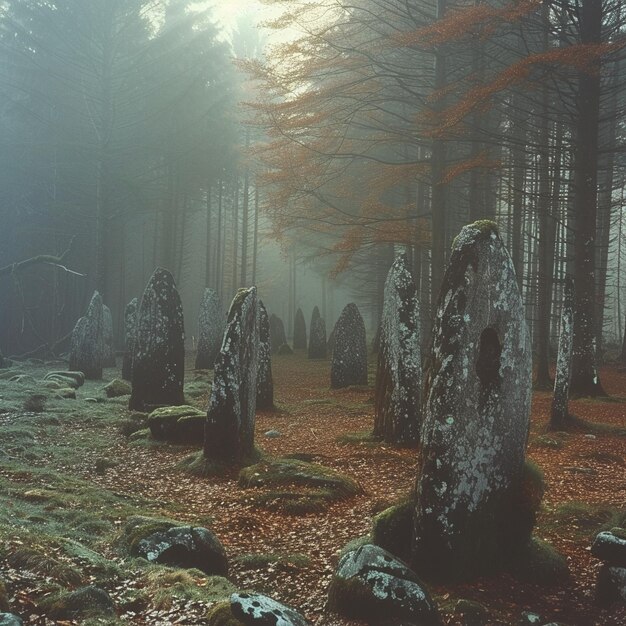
[232,177,239,295]
[240,170,250,287]
[252,182,259,284]
[205,185,212,287]
[570,0,605,397]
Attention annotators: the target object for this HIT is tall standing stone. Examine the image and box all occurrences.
[102,305,115,367]
[195,288,223,370]
[269,314,287,353]
[374,255,421,445]
[204,287,259,464]
[330,303,367,389]
[549,279,574,431]
[69,291,104,380]
[293,308,307,350]
[121,298,138,382]
[413,221,532,580]
[129,268,185,412]
[308,306,327,359]
[257,301,274,410]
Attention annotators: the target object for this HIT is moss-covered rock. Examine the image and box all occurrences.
[509,537,569,585]
[121,516,182,555]
[38,585,115,619]
[207,602,245,626]
[0,614,23,626]
[371,499,413,562]
[455,598,489,626]
[103,379,131,398]
[147,405,205,443]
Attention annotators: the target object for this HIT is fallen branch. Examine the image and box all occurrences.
[0,236,84,278]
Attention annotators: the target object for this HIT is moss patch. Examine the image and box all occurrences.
[371,498,413,562]
[543,502,626,538]
[206,602,245,626]
[234,552,311,570]
[238,457,358,513]
[509,537,569,585]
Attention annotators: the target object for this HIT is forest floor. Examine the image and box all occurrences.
[0,353,624,625]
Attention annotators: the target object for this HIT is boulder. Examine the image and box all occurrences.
[104,379,131,398]
[596,564,626,606]
[129,268,185,412]
[136,526,228,576]
[308,306,327,359]
[0,615,23,626]
[69,291,104,380]
[122,297,138,381]
[592,530,626,567]
[204,287,259,465]
[231,593,311,626]
[328,544,440,625]
[374,254,422,445]
[330,303,367,388]
[102,304,115,367]
[148,405,205,442]
[45,586,115,619]
[269,314,287,354]
[293,308,307,350]
[256,301,274,410]
[413,221,533,580]
[195,288,224,370]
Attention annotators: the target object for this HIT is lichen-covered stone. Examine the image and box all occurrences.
[204,287,258,465]
[0,614,23,626]
[331,303,367,388]
[293,308,307,350]
[102,304,115,367]
[269,314,288,354]
[550,279,573,430]
[44,371,85,388]
[592,530,626,567]
[195,288,224,370]
[104,378,131,398]
[256,301,274,410]
[129,268,185,412]
[308,306,327,359]
[413,221,532,580]
[231,592,311,626]
[68,291,104,380]
[148,405,205,442]
[328,544,440,625]
[122,297,137,381]
[596,564,626,606]
[136,526,228,576]
[374,255,421,445]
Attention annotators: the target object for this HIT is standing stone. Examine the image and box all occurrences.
[195,288,224,370]
[121,298,138,382]
[269,314,287,353]
[102,305,115,367]
[549,279,574,431]
[204,287,258,464]
[293,308,307,350]
[129,268,185,412]
[257,301,274,410]
[374,255,421,446]
[330,303,367,389]
[308,306,327,359]
[413,221,532,580]
[69,291,104,380]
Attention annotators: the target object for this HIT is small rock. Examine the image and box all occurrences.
[231,592,310,626]
[518,611,542,625]
[0,614,23,626]
[264,430,281,438]
[592,530,626,567]
[584,434,597,439]
[455,598,488,626]
[136,526,228,576]
[104,379,131,398]
[44,371,85,388]
[147,405,205,442]
[55,388,76,400]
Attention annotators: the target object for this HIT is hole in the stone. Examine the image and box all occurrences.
[252,602,261,608]
[476,327,501,390]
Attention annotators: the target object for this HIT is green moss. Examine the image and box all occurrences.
[206,602,245,626]
[337,536,371,560]
[7,546,83,586]
[545,501,626,538]
[609,526,626,540]
[140,565,236,610]
[103,379,131,398]
[0,578,10,612]
[510,537,569,585]
[371,499,413,562]
[120,516,181,555]
[235,552,311,569]
[336,430,379,446]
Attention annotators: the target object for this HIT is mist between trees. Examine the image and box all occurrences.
[0,0,624,395]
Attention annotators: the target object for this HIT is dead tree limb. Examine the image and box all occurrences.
[0,236,84,278]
